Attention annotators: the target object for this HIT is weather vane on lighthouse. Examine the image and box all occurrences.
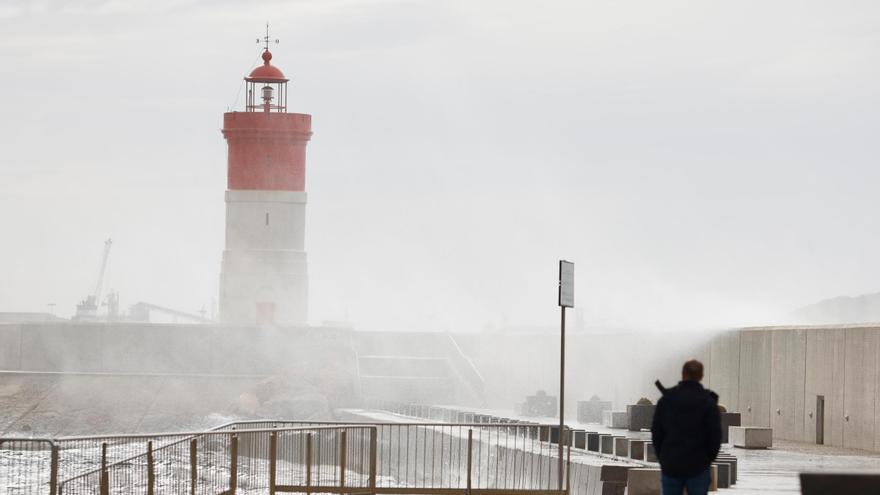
[257,23,280,51]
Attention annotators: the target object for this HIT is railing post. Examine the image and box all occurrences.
[230,434,238,495]
[339,430,347,493]
[190,438,197,495]
[369,428,377,495]
[565,443,571,495]
[100,442,109,495]
[466,429,473,495]
[306,432,313,495]
[269,431,277,495]
[49,445,59,495]
[147,441,155,495]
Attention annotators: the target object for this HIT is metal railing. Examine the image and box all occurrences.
[216,420,570,494]
[2,421,569,495]
[0,438,58,495]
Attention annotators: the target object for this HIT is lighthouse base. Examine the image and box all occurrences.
[219,249,308,325]
[219,189,309,325]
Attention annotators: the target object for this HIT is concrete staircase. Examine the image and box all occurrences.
[352,331,485,405]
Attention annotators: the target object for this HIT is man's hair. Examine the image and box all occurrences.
[682,359,704,381]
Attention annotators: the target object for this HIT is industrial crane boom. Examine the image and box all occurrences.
[74,238,113,320]
[93,238,112,312]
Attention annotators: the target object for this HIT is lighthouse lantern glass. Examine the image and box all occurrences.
[262,85,274,103]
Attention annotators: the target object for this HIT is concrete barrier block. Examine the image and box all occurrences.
[626,404,656,431]
[577,397,612,423]
[720,412,741,443]
[710,464,718,491]
[626,468,661,495]
[729,426,772,449]
[540,425,551,442]
[714,462,731,488]
[645,442,657,462]
[550,426,560,444]
[800,473,880,494]
[603,410,629,429]
[522,392,557,417]
[716,455,737,484]
[600,434,616,454]
[629,440,646,460]
[573,430,586,449]
[599,465,631,483]
[602,483,627,495]
[614,437,629,457]
[587,432,601,451]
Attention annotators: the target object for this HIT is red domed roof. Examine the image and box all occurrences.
[246,50,288,82]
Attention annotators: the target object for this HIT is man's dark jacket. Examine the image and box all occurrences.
[651,380,722,477]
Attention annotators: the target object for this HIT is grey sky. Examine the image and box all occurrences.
[1,0,878,331]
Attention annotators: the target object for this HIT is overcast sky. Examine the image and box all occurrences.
[1,0,878,331]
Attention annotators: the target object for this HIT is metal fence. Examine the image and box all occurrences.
[214,420,570,493]
[0,438,58,494]
[1,422,569,495]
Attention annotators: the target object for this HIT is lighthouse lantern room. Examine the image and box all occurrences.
[245,49,288,113]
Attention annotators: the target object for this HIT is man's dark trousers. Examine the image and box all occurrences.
[660,469,710,495]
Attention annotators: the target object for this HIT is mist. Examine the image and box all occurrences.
[2,1,880,333]
[6,10,880,495]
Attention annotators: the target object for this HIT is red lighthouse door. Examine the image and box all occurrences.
[256,302,276,325]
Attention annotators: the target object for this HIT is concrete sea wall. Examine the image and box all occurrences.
[0,322,352,375]
[456,324,880,453]
[701,324,880,451]
[0,322,359,435]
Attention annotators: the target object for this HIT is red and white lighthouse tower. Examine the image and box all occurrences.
[220,36,312,325]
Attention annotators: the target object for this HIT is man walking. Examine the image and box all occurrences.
[651,359,722,495]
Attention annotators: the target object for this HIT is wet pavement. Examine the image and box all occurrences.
[448,407,880,494]
[729,439,880,494]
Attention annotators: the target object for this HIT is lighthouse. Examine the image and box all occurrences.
[220,36,312,325]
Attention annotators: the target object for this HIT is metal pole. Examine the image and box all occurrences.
[269,432,277,495]
[339,430,347,492]
[147,441,155,495]
[100,442,109,495]
[558,305,566,493]
[306,433,313,495]
[466,429,473,495]
[230,435,238,495]
[566,443,572,494]
[49,445,59,495]
[190,439,197,495]
[369,428,378,495]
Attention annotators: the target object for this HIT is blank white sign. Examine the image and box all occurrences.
[559,260,574,308]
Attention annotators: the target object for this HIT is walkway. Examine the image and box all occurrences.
[463,407,880,494]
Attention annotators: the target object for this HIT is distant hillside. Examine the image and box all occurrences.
[794,292,880,324]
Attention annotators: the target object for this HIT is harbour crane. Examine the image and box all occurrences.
[73,238,113,321]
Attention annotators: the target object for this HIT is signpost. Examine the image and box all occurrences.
[557,260,574,493]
